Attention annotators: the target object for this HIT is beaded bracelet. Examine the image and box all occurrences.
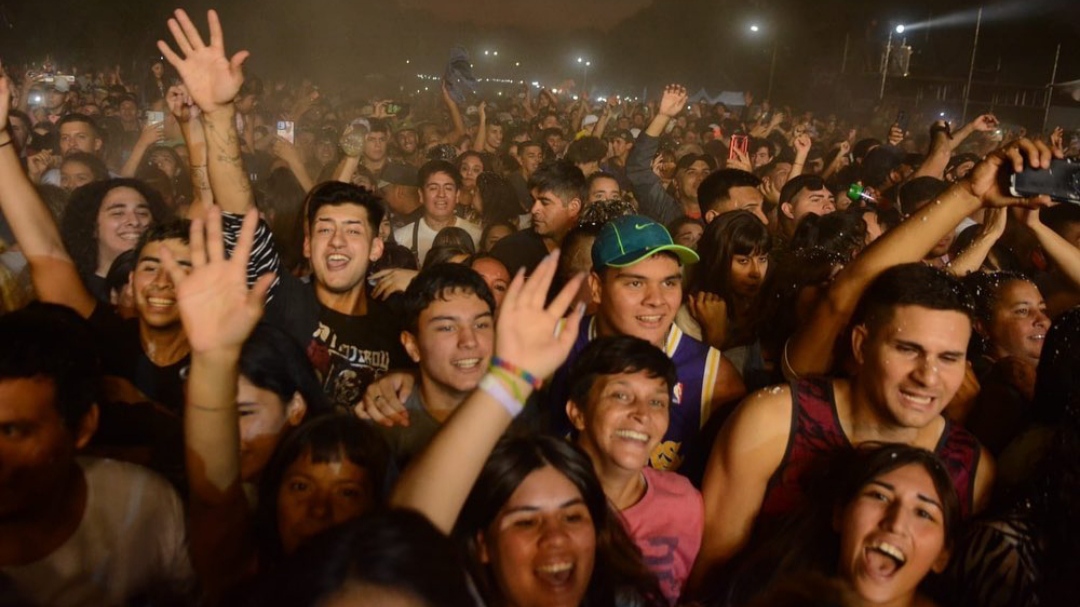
[490,356,543,390]
[479,373,524,417]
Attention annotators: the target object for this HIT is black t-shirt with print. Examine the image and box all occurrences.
[264,274,411,412]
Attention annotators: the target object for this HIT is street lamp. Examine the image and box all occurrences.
[879,23,907,99]
[748,24,778,101]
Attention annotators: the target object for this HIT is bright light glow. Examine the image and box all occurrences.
[515,62,520,67]
[895,24,906,33]
[750,24,760,32]
[493,51,499,56]
[573,95,579,100]
[484,50,489,55]
[577,57,583,63]
[405,59,410,64]
[586,61,591,67]
[940,112,946,117]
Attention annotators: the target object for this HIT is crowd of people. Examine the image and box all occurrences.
[1,8,1079,607]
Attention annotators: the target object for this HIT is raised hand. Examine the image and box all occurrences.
[494,252,585,380]
[1049,126,1065,155]
[970,113,999,132]
[963,138,1058,208]
[161,206,274,354]
[728,147,753,173]
[793,133,812,156]
[157,9,249,114]
[658,84,688,118]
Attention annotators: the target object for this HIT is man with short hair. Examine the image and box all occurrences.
[491,159,584,276]
[697,168,767,225]
[689,264,994,594]
[0,304,193,605]
[154,8,411,413]
[566,335,704,604]
[360,118,420,215]
[541,126,567,158]
[776,174,836,241]
[548,214,746,474]
[509,140,544,210]
[374,264,495,467]
[394,122,423,167]
[626,84,718,224]
[565,136,608,177]
[601,127,635,190]
[394,160,482,266]
[34,114,109,185]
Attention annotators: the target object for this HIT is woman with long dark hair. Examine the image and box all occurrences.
[721,444,960,607]
[59,178,170,301]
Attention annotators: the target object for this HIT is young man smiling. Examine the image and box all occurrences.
[373,264,496,467]
[547,214,746,474]
[394,160,481,267]
[156,9,410,412]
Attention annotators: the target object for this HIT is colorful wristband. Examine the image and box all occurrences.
[479,372,524,417]
[490,356,543,390]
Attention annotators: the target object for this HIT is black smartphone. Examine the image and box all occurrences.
[1010,159,1080,204]
[895,110,908,132]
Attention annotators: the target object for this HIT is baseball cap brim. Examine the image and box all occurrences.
[603,243,699,268]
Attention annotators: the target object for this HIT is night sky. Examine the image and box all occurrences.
[1,0,1078,124]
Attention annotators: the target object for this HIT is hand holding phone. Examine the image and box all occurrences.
[1011,158,1080,204]
[276,120,295,144]
[729,134,749,161]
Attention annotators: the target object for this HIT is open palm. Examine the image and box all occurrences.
[162,207,273,354]
[157,9,249,114]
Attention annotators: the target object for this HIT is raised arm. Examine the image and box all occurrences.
[788,133,811,179]
[162,206,275,594]
[158,9,254,215]
[624,84,686,224]
[442,83,467,142]
[166,84,215,218]
[947,207,1007,276]
[0,63,95,316]
[391,253,585,533]
[270,136,314,193]
[118,121,164,178]
[473,101,488,151]
[785,138,1056,378]
[914,115,998,180]
[1024,205,1080,287]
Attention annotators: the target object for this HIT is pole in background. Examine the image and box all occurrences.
[1043,43,1061,134]
[961,6,983,123]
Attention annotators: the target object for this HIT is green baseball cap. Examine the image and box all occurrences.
[591,215,699,269]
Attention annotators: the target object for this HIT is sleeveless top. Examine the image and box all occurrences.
[759,377,981,520]
[549,316,727,472]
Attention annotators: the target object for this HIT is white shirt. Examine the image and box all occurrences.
[3,458,193,606]
[395,216,482,267]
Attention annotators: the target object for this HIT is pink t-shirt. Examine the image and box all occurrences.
[619,467,704,605]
